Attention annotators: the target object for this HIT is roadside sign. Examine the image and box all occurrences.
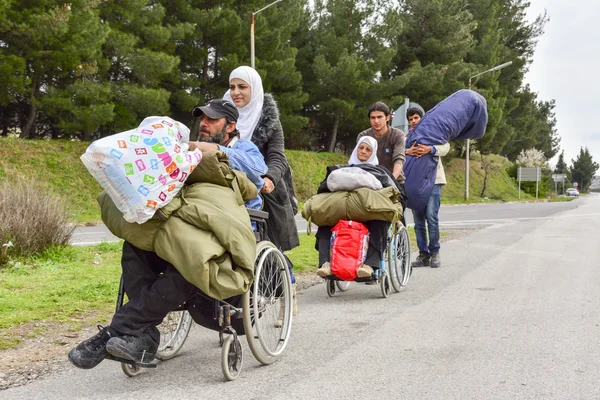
[517,167,541,199]
[574,182,578,188]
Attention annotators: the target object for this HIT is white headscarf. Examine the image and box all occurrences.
[349,136,378,165]
[223,66,264,141]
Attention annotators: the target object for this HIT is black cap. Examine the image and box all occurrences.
[192,99,239,122]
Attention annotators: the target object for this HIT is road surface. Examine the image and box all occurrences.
[5,195,600,399]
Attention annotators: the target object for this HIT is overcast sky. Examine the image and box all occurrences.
[525,0,600,166]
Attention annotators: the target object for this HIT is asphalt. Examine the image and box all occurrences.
[5,195,599,399]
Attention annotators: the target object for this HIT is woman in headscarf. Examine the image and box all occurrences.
[224,66,299,252]
[224,66,299,319]
[315,137,393,279]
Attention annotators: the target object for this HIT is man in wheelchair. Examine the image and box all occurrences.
[69,100,268,370]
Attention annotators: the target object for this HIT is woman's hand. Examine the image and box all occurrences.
[261,177,275,193]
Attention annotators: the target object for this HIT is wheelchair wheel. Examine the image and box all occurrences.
[121,363,143,377]
[390,225,411,292]
[396,225,412,287]
[326,279,336,297]
[336,281,351,292]
[380,271,391,298]
[221,335,243,381]
[243,241,293,365]
[155,310,193,361]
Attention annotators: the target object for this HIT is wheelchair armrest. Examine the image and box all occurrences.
[247,208,269,221]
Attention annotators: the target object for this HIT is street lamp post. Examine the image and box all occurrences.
[465,61,513,201]
[251,0,284,69]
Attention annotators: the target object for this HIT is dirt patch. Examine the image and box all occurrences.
[0,315,110,391]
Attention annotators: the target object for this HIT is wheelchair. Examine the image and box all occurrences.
[114,209,294,381]
[324,220,412,298]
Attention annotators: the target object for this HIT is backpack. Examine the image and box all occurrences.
[330,220,369,281]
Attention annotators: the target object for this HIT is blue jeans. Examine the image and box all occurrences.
[412,184,442,256]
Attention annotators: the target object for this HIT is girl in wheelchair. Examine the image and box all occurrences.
[311,136,403,280]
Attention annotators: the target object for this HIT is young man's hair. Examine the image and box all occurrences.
[368,101,391,117]
[406,107,424,119]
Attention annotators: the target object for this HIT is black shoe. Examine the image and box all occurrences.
[430,252,441,268]
[411,254,431,268]
[68,325,112,369]
[106,331,159,364]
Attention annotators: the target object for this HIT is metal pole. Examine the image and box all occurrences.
[518,167,521,199]
[465,61,511,202]
[465,77,472,201]
[250,0,283,70]
[250,13,255,69]
[536,167,540,199]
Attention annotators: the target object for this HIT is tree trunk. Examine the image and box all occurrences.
[1,109,8,137]
[20,80,40,139]
[82,130,92,142]
[327,114,340,153]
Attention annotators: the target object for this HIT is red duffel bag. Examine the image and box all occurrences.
[330,220,369,281]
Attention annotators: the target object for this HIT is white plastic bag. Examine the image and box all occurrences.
[326,167,383,192]
[81,117,202,224]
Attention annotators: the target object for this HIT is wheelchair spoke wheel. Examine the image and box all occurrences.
[336,280,351,292]
[155,310,193,361]
[397,225,412,287]
[221,335,243,381]
[243,241,293,365]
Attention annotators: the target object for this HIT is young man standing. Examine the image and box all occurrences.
[405,104,450,269]
[357,102,406,183]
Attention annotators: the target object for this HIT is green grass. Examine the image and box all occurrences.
[0,242,123,349]
[442,154,533,203]
[0,137,103,223]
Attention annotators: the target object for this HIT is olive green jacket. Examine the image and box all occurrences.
[99,151,257,300]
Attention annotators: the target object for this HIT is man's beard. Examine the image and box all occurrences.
[198,126,226,144]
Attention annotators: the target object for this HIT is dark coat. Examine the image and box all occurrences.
[252,94,300,251]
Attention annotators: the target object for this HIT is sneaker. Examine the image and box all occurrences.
[316,262,332,277]
[68,325,112,369]
[411,254,431,268]
[106,331,159,364]
[430,252,441,268]
[356,264,374,278]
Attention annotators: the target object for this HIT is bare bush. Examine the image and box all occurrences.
[0,178,75,258]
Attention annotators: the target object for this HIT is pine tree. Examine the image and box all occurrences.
[570,147,599,192]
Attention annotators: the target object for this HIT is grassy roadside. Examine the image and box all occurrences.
[0,227,437,350]
[1,137,546,224]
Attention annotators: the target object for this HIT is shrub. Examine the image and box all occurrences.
[0,178,75,259]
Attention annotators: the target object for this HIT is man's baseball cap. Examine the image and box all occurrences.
[192,99,239,122]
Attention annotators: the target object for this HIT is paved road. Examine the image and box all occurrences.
[71,199,580,245]
[7,194,600,399]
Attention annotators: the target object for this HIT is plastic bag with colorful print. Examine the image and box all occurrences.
[81,117,202,224]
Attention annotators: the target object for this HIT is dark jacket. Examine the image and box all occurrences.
[252,93,300,251]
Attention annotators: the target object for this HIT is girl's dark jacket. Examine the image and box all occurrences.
[252,93,300,251]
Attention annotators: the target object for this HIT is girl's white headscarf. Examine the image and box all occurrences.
[223,66,264,141]
[348,136,379,165]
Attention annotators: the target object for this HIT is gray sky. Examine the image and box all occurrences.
[525,0,600,166]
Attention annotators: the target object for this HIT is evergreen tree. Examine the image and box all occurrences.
[570,147,599,192]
